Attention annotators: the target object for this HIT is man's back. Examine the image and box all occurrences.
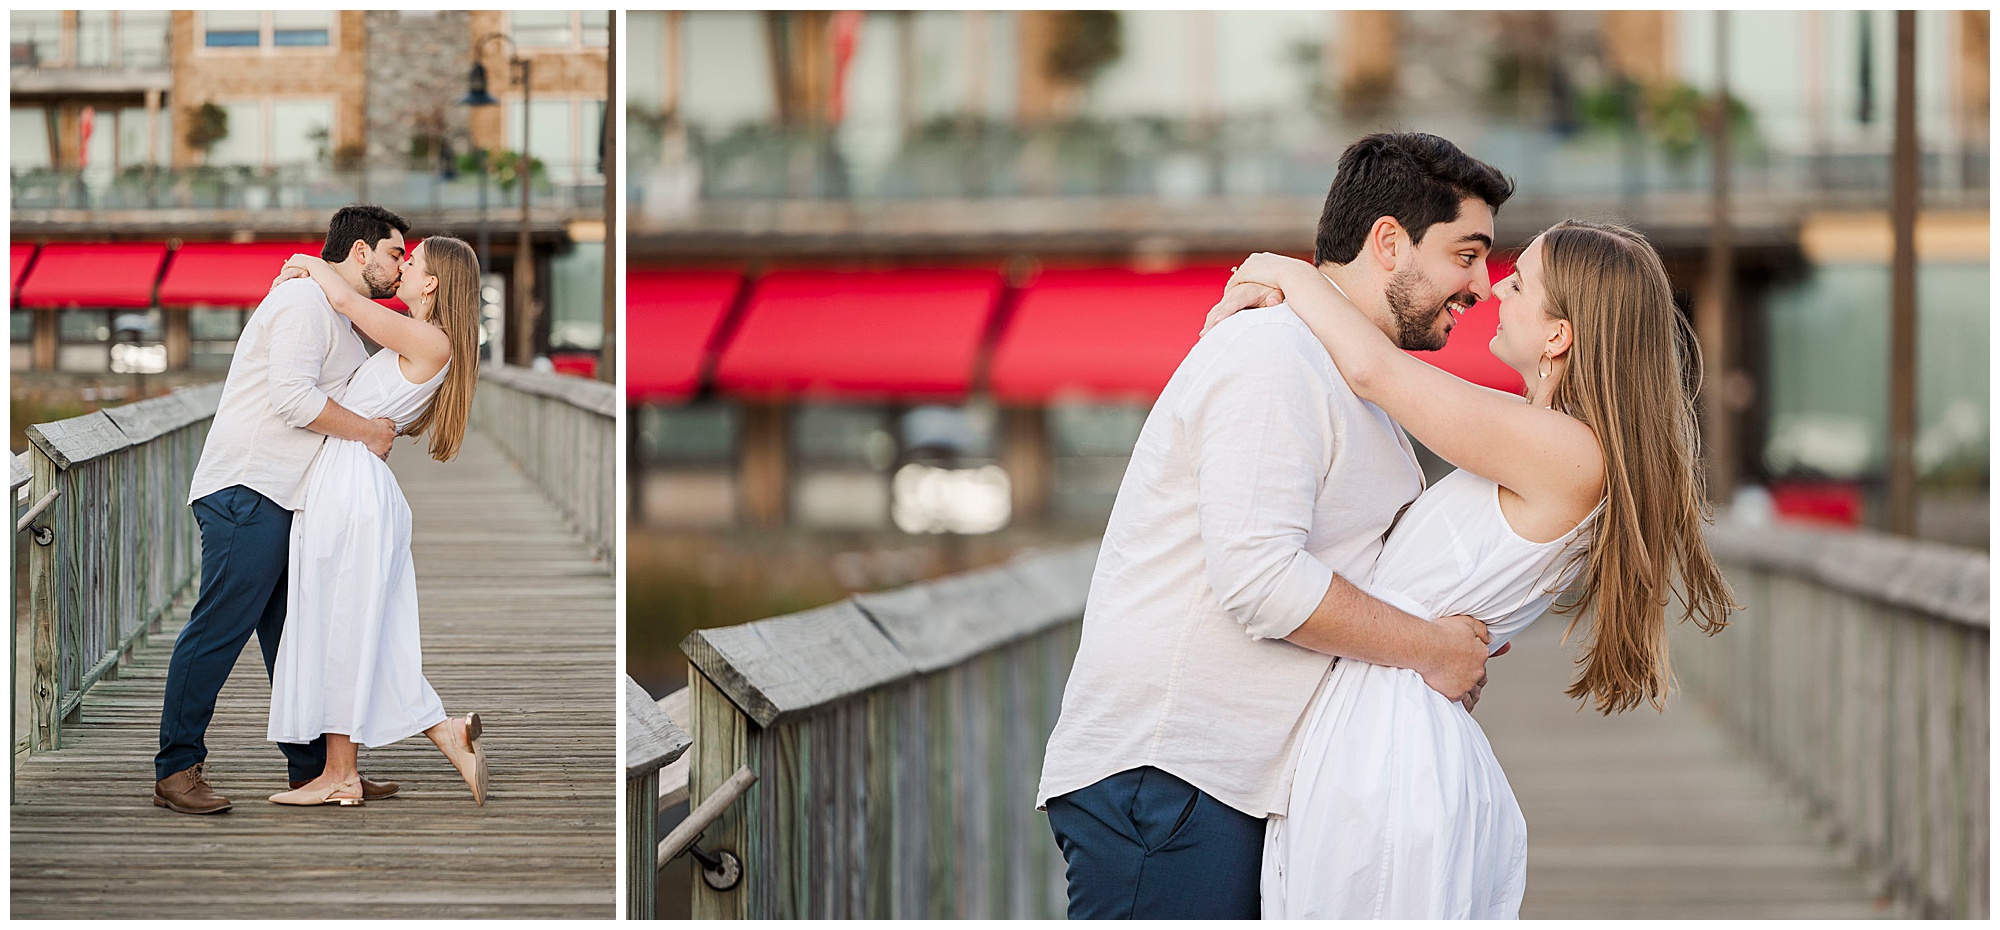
[187,279,368,511]
[1038,305,1424,818]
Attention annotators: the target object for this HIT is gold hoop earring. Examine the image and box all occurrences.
[1538,354,1551,380]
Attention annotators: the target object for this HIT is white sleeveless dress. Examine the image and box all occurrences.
[268,348,450,748]
[1262,468,1602,919]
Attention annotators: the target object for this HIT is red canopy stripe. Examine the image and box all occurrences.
[714,268,1002,401]
[10,243,37,301]
[988,266,1230,404]
[626,270,742,403]
[158,241,320,307]
[159,241,409,311]
[15,242,169,309]
[990,260,1526,404]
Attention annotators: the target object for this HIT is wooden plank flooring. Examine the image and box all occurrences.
[10,430,617,919]
[1479,619,1887,919]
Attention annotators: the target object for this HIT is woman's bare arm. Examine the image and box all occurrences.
[1221,254,1601,507]
[279,256,449,374]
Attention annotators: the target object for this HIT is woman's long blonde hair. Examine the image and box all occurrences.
[401,236,481,462]
[1539,220,1737,713]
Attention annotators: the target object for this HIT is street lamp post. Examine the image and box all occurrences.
[462,34,536,367]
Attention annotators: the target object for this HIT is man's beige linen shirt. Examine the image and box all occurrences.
[1036,305,1425,819]
[187,278,369,511]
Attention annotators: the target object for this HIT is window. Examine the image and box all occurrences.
[201,11,333,50]
[793,405,895,529]
[118,11,170,68]
[510,10,608,49]
[12,108,51,171]
[637,402,740,528]
[206,102,264,167]
[114,106,173,170]
[10,11,63,67]
[76,11,114,66]
[643,403,738,465]
[511,11,572,47]
[202,99,334,169]
[505,98,606,184]
[1047,403,1147,525]
[272,11,331,47]
[627,13,665,112]
[269,100,334,166]
[47,10,172,68]
[190,308,249,371]
[60,309,166,374]
[203,10,261,48]
[548,242,603,351]
[892,406,1009,534]
[9,309,31,372]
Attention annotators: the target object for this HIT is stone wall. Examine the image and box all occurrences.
[363,10,476,172]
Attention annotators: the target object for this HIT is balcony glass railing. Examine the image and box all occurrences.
[10,38,168,72]
[629,112,1989,208]
[10,166,606,215]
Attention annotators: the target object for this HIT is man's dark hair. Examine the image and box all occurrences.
[321,203,411,263]
[1313,132,1515,266]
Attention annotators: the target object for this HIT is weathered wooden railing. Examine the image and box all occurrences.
[1680,522,1989,919]
[19,383,221,758]
[469,366,616,560]
[12,452,43,793]
[644,542,1097,919]
[627,675,694,919]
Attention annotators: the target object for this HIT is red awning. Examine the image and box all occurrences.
[989,266,1228,404]
[714,268,1003,401]
[1414,254,1523,394]
[158,241,320,307]
[11,243,36,301]
[626,270,742,403]
[989,260,1526,404]
[15,242,168,309]
[159,241,409,311]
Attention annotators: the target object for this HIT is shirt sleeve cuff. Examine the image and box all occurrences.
[280,390,331,429]
[1245,550,1334,641]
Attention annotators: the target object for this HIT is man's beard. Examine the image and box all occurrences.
[360,263,399,299]
[1384,266,1472,351]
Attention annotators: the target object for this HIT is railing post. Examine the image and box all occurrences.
[628,769,660,918]
[26,448,59,753]
[688,669,753,919]
[625,674,691,919]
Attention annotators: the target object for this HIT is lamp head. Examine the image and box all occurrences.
[459,61,499,107]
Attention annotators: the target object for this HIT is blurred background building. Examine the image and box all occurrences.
[10,9,612,428]
[628,9,1987,692]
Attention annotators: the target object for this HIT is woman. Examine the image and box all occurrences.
[263,236,490,807]
[1207,220,1735,917]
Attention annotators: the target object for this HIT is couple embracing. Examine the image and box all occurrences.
[153,204,489,813]
[1038,132,1736,918]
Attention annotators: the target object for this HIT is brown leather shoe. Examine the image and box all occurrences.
[154,762,232,814]
[290,775,400,800]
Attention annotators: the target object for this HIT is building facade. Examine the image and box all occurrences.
[11,9,611,384]
[627,10,1988,544]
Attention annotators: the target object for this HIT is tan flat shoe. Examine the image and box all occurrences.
[269,778,364,807]
[449,713,488,806]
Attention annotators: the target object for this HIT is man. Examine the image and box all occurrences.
[1036,133,1516,917]
[154,204,410,814]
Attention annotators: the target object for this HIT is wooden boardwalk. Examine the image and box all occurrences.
[10,430,617,919]
[1479,619,1885,919]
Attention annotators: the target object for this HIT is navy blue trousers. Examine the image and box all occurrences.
[155,486,326,783]
[1045,766,1265,919]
